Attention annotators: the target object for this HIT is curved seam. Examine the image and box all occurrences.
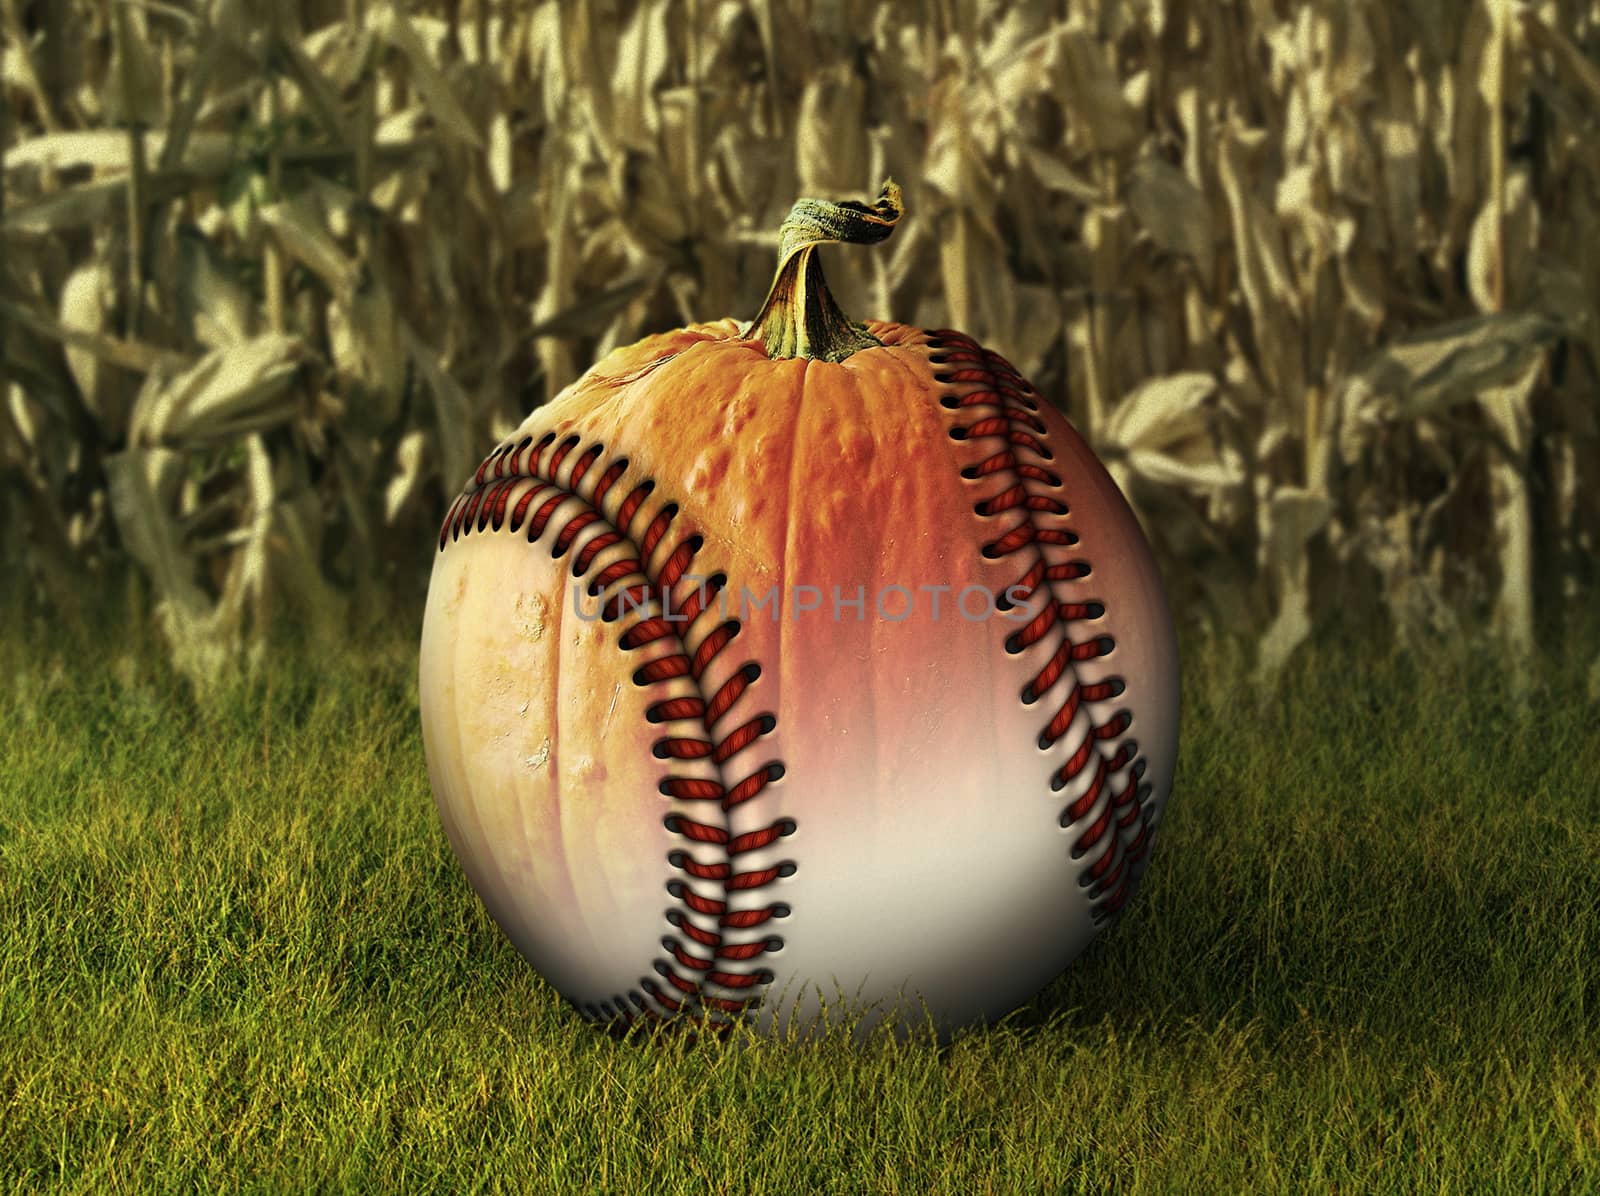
[927,329,1157,919]
[438,431,791,1034]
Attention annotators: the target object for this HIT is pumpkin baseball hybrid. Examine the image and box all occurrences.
[419,181,1180,1041]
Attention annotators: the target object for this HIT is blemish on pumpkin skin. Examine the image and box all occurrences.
[446,566,469,614]
[720,391,760,439]
[514,592,549,642]
[686,446,733,493]
[599,684,621,742]
[484,668,516,705]
[838,426,874,466]
[525,737,551,771]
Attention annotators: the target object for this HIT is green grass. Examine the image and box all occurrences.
[2,588,1598,1194]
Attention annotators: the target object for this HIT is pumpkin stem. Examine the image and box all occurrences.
[741,179,903,363]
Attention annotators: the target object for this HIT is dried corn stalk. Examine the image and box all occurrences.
[0,0,1595,695]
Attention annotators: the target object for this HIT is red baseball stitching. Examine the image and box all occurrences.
[439,431,791,1036]
[926,329,1157,919]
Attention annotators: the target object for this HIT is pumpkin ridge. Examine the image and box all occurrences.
[927,328,1158,921]
[439,430,792,1036]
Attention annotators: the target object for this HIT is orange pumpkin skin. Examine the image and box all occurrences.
[419,317,1180,1041]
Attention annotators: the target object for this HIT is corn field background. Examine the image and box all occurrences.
[3,0,1599,696]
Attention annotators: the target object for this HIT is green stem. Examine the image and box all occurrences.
[741,179,903,362]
